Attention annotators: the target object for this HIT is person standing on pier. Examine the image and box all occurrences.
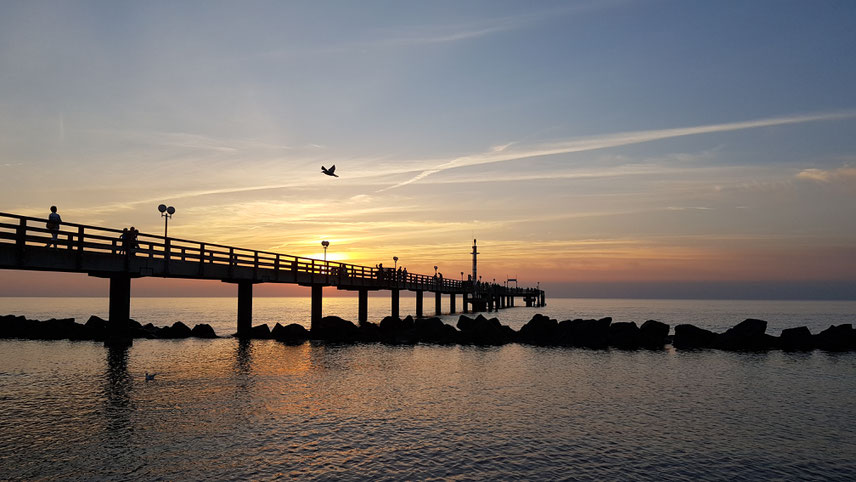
[45,206,61,248]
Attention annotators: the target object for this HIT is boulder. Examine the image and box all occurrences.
[414,317,458,344]
[518,314,558,345]
[190,323,218,338]
[608,321,640,349]
[639,320,670,349]
[271,323,309,344]
[160,321,193,339]
[714,319,775,351]
[556,318,611,348]
[311,316,361,342]
[456,314,514,345]
[379,316,416,344]
[780,326,814,351]
[815,324,855,351]
[358,321,381,342]
[673,324,716,349]
[249,324,272,339]
[40,318,80,340]
[0,315,30,338]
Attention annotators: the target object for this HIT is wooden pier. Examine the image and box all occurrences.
[0,212,545,342]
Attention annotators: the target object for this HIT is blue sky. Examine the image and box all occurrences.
[1,0,855,297]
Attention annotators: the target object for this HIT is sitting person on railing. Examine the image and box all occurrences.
[45,205,61,248]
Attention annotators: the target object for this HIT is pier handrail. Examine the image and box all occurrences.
[0,211,535,295]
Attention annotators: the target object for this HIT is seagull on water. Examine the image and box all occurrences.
[321,165,339,177]
[145,372,156,382]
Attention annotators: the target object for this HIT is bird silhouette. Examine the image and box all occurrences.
[145,372,156,382]
[321,165,339,177]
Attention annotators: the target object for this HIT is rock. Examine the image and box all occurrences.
[39,318,79,340]
[249,324,271,339]
[780,326,814,351]
[639,320,670,349]
[271,323,309,344]
[608,321,640,349]
[714,319,775,351]
[358,321,381,342]
[673,324,717,349]
[815,324,855,351]
[311,316,361,342]
[190,323,218,338]
[0,315,30,338]
[556,318,611,348]
[414,317,458,344]
[160,321,192,339]
[379,316,416,344]
[518,314,558,345]
[456,314,514,345]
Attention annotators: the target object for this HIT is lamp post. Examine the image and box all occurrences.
[321,240,330,261]
[157,204,175,238]
[393,256,398,270]
[434,266,438,277]
[461,271,464,281]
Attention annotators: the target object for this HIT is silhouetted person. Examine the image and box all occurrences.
[119,228,129,254]
[45,205,61,248]
[127,226,139,256]
[403,267,407,281]
[377,263,384,280]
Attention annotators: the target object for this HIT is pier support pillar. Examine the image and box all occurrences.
[540,291,546,307]
[416,290,424,318]
[237,280,253,336]
[463,292,469,314]
[435,291,442,316]
[449,293,456,314]
[358,288,368,324]
[311,284,323,331]
[107,274,132,346]
[391,288,400,319]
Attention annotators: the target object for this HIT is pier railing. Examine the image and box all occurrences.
[0,212,535,296]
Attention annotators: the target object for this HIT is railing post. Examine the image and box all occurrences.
[198,243,205,275]
[228,247,235,277]
[15,218,26,263]
[274,253,280,272]
[164,238,171,275]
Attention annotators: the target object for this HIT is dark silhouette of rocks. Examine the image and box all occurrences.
[815,324,855,351]
[160,321,193,339]
[518,314,558,345]
[639,320,670,349]
[780,326,814,351]
[311,316,360,342]
[713,318,776,351]
[191,323,218,338]
[3,312,856,353]
[414,317,458,344]
[673,324,717,349]
[608,321,640,349]
[272,323,309,344]
[457,314,515,345]
[557,318,611,348]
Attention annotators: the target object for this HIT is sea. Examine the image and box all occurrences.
[1,297,855,480]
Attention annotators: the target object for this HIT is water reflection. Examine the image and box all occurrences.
[233,338,255,394]
[101,344,137,476]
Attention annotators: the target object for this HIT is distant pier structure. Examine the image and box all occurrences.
[0,211,545,344]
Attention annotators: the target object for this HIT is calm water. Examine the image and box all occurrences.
[1,298,855,480]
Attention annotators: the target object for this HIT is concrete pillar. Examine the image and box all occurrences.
[449,293,456,314]
[540,291,546,307]
[358,288,368,324]
[416,290,424,318]
[311,284,322,331]
[107,274,132,345]
[500,295,506,309]
[391,288,400,319]
[435,290,442,316]
[237,281,253,336]
[463,292,469,314]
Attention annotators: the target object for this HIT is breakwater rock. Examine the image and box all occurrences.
[3,313,856,352]
[0,314,220,341]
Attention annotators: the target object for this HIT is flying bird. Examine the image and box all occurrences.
[321,165,339,177]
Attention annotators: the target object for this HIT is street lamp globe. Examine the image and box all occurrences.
[321,240,330,261]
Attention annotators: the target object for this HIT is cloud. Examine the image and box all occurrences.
[379,111,856,191]
[796,167,856,183]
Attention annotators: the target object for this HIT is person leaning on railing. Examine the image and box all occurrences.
[44,206,62,248]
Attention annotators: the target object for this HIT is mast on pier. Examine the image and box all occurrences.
[472,239,479,283]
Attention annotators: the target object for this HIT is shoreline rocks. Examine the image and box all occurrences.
[2,313,856,352]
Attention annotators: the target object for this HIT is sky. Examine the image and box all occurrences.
[1,0,855,298]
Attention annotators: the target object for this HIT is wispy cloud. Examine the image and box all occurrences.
[379,111,856,191]
[796,167,856,183]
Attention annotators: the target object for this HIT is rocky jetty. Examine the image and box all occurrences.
[0,314,221,341]
[3,312,856,352]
